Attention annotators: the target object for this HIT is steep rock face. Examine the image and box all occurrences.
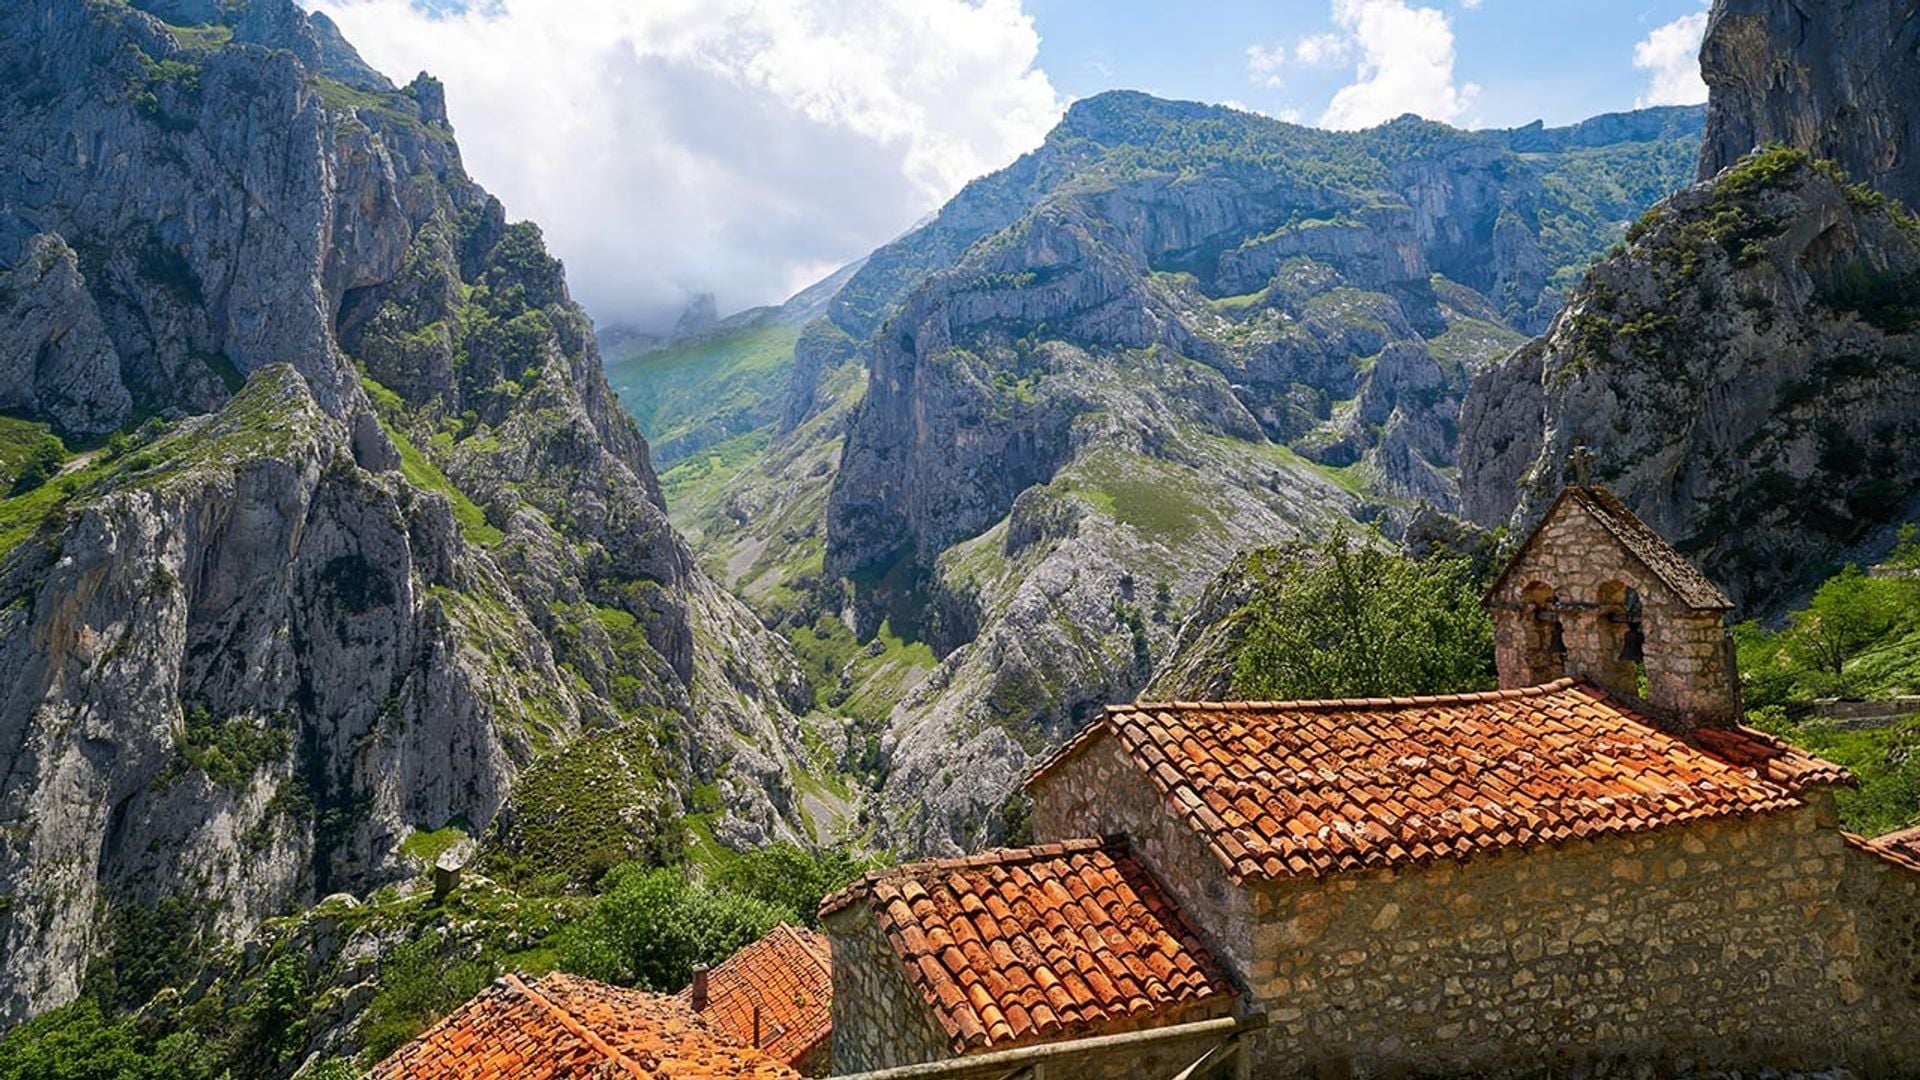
[0,0,810,1027]
[0,368,543,1020]
[1459,151,1920,609]
[0,234,131,433]
[824,98,1660,582]
[1699,0,1920,209]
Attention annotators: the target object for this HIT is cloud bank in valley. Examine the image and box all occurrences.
[314,0,1064,328]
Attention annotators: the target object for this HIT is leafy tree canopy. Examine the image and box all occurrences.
[555,866,792,992]
[1230,534,1496,701]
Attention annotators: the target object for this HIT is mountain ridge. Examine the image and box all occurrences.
[0,0,825,1026]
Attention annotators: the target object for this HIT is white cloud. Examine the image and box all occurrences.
[1632,9,1709,107]
[1294,32,1349,65]
[1224,100,1305,125]
[1245,43,1286,89]
[1460,0,1481,9]
[312,0,1062,327]
[1314,0,1478,130]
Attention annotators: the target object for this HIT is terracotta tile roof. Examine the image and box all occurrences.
[368,972,799,1080]
[1846,826,1920,872]
[1026,679,1850,883]
[817,838,1236,1054]
[1489,485,1733,610]
[677,924,832,1068]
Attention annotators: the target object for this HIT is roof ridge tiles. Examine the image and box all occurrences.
[1117,677,1581,716]
[820,838,1124,919]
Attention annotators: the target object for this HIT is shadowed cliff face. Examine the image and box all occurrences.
[1699,0,1920,210]
[1460,151,1920,612]
[1461,0,1920,617]
[0,0,811,1026]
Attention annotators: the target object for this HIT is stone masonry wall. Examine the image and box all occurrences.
[1030,731,1257,981]
[1846,842,1920,1022]
[1239,796,1920,1076]
[821,902,952,1073]
[1492,502,1740,725]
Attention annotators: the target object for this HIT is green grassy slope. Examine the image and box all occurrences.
[602,322,801,467]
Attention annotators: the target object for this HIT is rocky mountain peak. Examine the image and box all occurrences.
[0,0,817,1029]
[1699,0,1920,207]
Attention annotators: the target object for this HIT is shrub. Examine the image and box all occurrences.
[713,843,879,927]
[554,866,791,992]
[8,435,64,495]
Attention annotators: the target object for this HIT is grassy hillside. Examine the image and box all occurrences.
[1737,528,1920,836]
[601,322,801,467]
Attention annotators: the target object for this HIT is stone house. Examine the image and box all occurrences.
[827,484,1920,1076]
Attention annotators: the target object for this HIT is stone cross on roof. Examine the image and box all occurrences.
[1569,445,1595,486]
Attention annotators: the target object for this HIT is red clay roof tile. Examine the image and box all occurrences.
[818,838,1235,1054]
[1846,825,1920,872]
[675,924,831,1070]
[369,972,798,1080]
[1027,680,1849,884]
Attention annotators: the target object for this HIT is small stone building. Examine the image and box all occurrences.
[828,484,1920,1076]
[1486,484,1742,726]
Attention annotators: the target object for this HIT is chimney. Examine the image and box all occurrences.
[432,851,463,902]
[690,965,709,1013]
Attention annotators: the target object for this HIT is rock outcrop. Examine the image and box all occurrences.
[1699,0,1920,209]
[1459,149,1920,609]
[1464,0,1920,614]
[0,0,811,1027]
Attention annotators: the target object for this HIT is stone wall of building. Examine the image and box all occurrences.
[1029,732,1257,981]
[1845,842,1920,1020]
[1237,796,1920,1076]
[1491,502,1740,725]
[821,902,952,1074]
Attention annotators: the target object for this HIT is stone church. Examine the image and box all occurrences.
[377,484,1920,1078]
[821,483,1920,1077]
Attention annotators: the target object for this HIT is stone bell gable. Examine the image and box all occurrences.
[1486,484,1740,727]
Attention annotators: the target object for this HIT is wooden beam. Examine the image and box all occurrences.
[834,1013,1267,1080]
[1167,1034,1238,1080]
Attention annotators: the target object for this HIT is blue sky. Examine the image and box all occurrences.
[318,0,1714,326]
[1030,0,1712,128]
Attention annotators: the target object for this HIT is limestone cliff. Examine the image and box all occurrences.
[1459,149,1920,609]
[1699,0,1920,208]
[0,0,810,1027]
[787,94,1699,854]
[1462,0,1920,613]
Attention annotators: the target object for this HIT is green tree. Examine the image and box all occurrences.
[1231,536,1495,700]
[358,936,494,1062]
[8,434,64,496]
[0,999,213,1080]
[555,866,791,992]
[713,842,879,927]
[1787,564,1902,678]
